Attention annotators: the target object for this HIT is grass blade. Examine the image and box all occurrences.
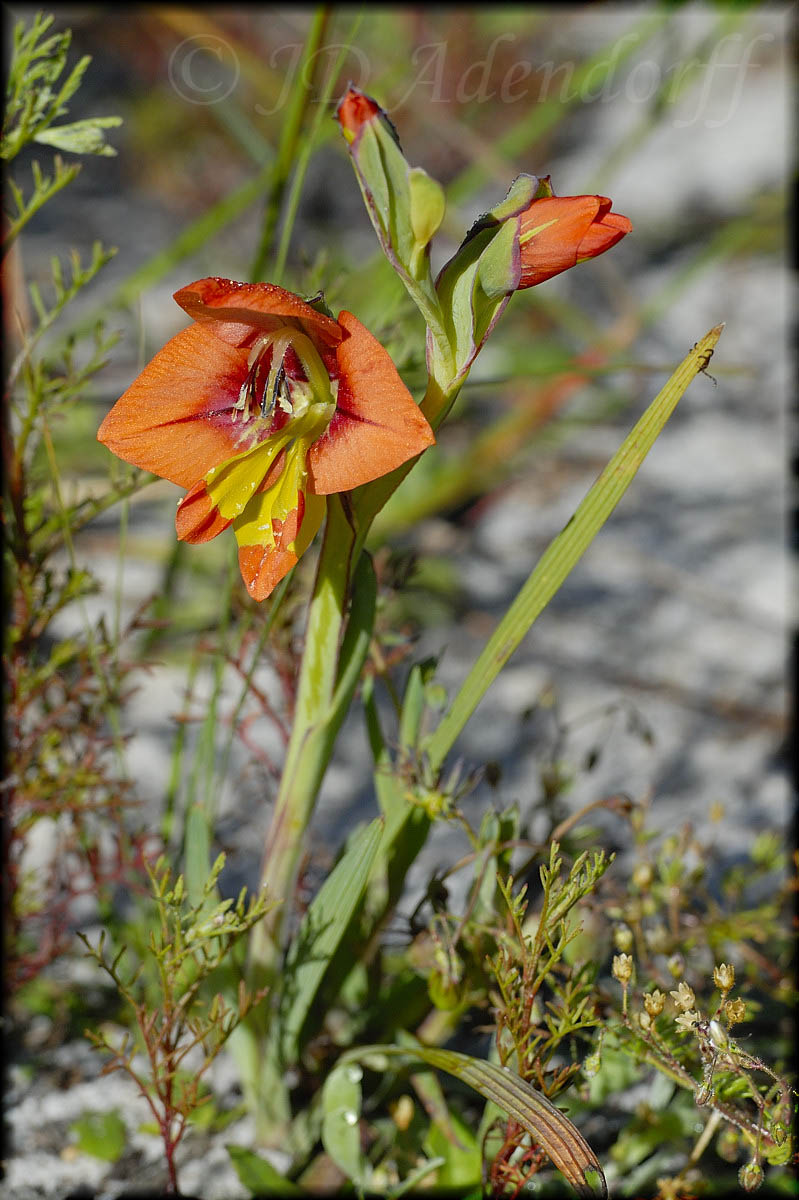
[425,325,725,773]
[340,1043,606,1198]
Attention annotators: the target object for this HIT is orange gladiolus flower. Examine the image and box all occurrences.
[517,194,632,289]
[98,278,434,600]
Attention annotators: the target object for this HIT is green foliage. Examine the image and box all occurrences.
[491,845,612,1087]
[227,1145,304,1195]
[78,854,273,1192]
[2,11,120,253]
[69,1110,127,1162]
[3,13,131,998]
[2,11,120,161]
[599,813,796,1195]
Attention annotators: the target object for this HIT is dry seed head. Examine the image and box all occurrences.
[724,997,746,1026]
[654,1176,683,1200]
[612,952,633,984]
[669,981,696,1011]
[644,989,665,1017]
[713,962,735,991]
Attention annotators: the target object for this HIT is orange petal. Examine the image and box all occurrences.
[237,504,302,600]
[238,543,299,601]
[307,310,434,494]
[578,210,633,259]
[175,479,232,544]
[236,492,326,601]
[97,324,246,488]
[174,278,343,351]
[518,196,601,288]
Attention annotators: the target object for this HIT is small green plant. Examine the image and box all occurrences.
[598,815,796,1196]
[78,854,273,1194]
[2,11,120,251]
[2,8,140,1000]
[485,845,612,1194]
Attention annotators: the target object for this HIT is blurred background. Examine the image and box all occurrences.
[10,1,791,870]
[5,5,791,1190]
[8,0,791,928]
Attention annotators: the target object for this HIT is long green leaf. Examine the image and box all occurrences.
[339,1043,606,1198]
[278,817,383,1063]
[425,325,725,772]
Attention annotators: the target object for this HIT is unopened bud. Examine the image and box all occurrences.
[738,1160,764,1192]
[632,862,653,889]
[667,953,684,979]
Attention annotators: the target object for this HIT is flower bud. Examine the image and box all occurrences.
[632,862,654,889]
[667,953,684,979]
[517,193,632,289]
[613,925,634,953]
[336,86,386,144]
[738,1160,764,1192]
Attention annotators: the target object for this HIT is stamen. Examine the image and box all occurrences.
[233,329,335,431]
[264,361,288,416]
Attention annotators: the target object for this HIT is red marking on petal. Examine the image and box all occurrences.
[237,503,301,600]
[307,310,434,494]
[97,324,247,487]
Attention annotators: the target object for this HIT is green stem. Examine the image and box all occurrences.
[249,494,355,978]
[249,8,330,283]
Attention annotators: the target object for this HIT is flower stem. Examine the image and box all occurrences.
[249,494,356,980]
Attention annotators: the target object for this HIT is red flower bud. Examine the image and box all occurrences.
[336,86,380,140]
[336,85,401,148]
[517,195,632,289]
